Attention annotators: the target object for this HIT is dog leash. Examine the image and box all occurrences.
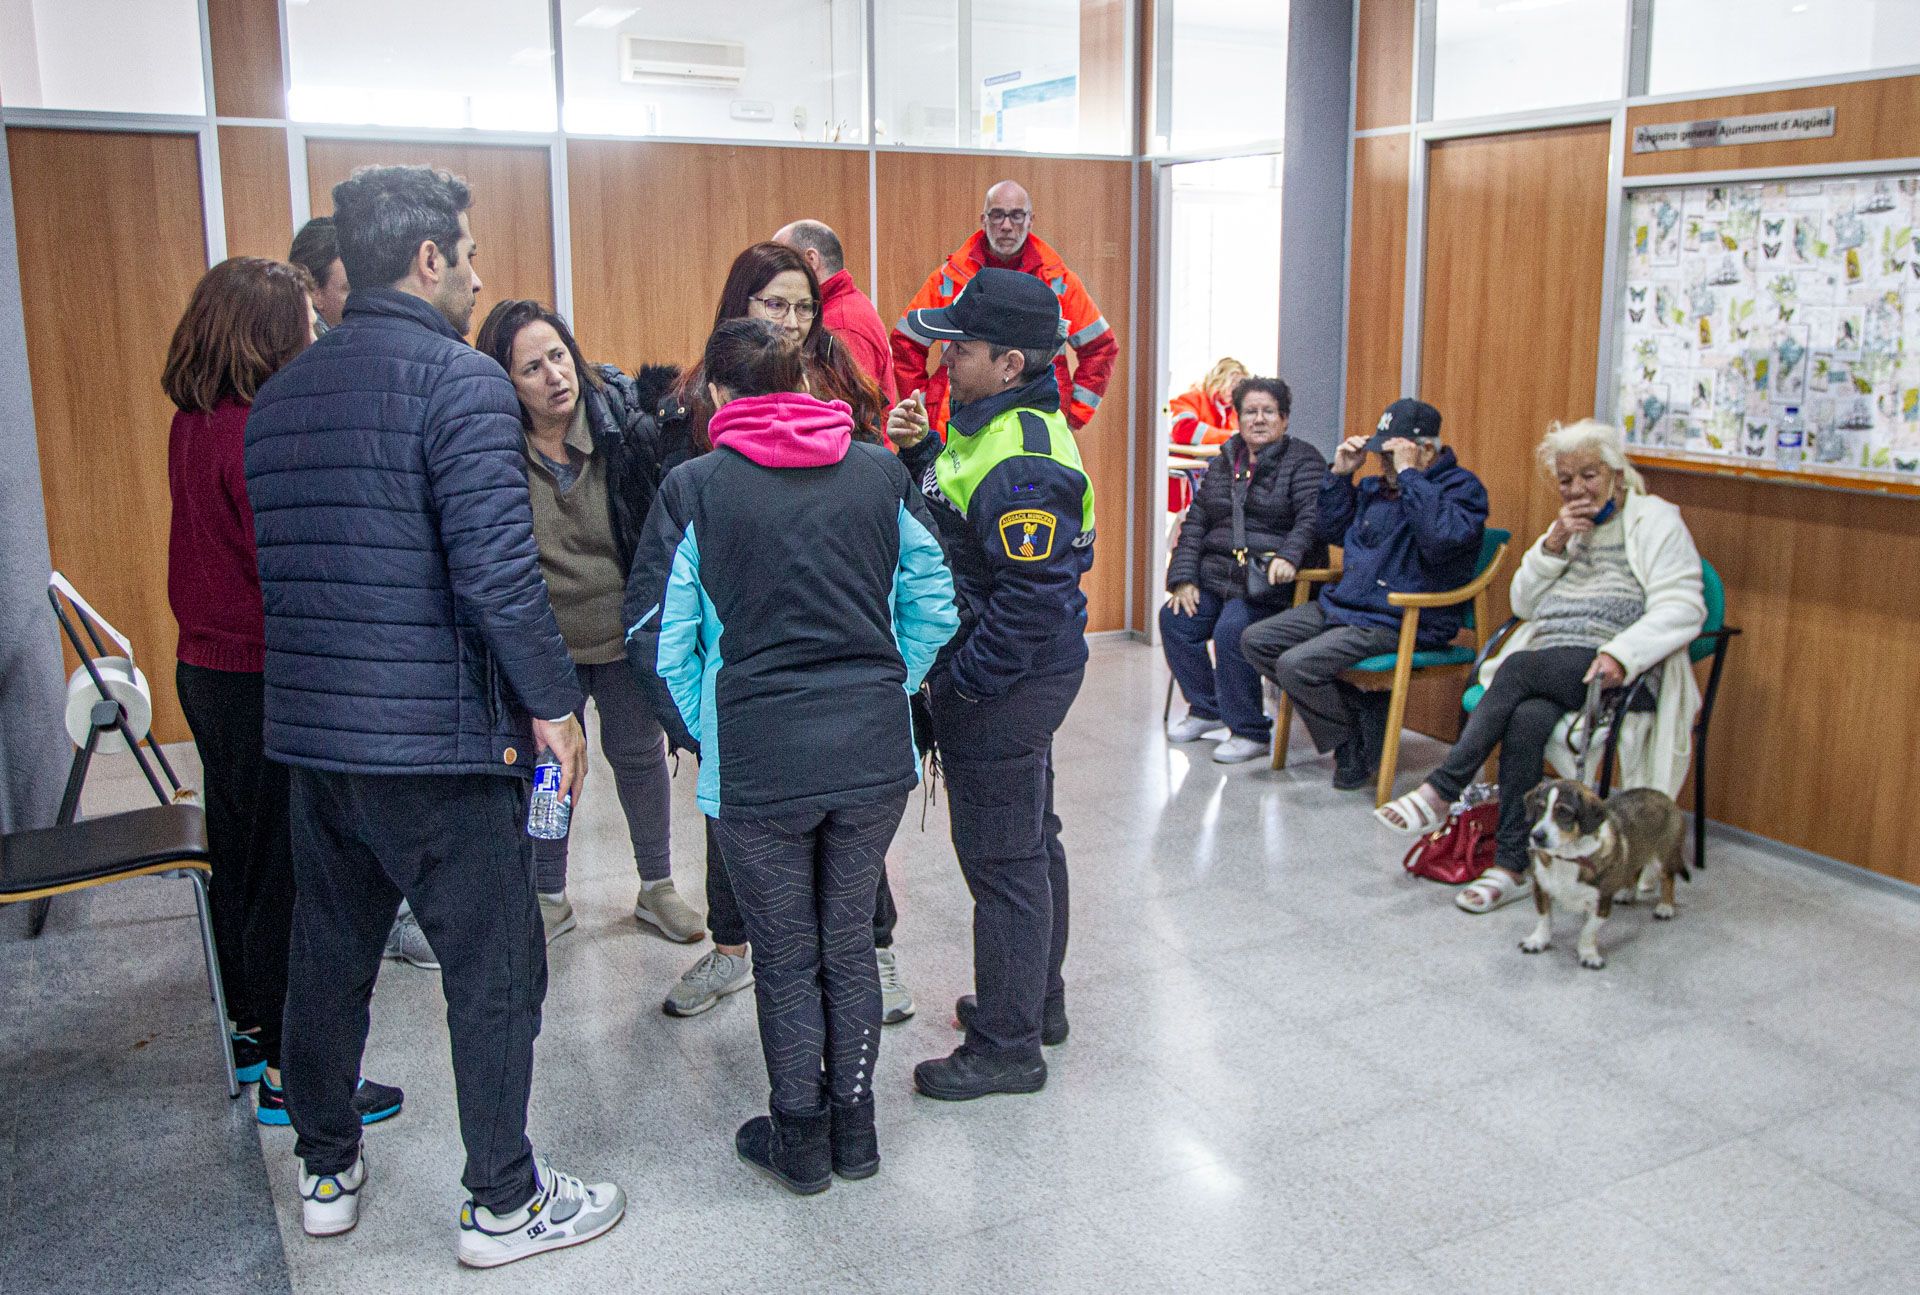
[1573,677,1608,788]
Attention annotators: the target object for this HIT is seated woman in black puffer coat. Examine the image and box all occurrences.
[1160,376,1328,764]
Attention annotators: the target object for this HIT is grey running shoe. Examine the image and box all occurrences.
[662,947,753,1018]
[457,1154,625,1269]
[383,909,439,970]
[876,947,915,1023]
[538,892,576,943]
[634,879,706,943]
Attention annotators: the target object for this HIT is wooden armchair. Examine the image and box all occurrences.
[1271,529,1513,806]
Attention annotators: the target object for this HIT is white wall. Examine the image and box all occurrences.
[561,0,863,142]
[286,0,555,130]
[1432,0,1623,120]
[1648,0,1920,95]
[0,0,204,115]
[1163,1,1289,154]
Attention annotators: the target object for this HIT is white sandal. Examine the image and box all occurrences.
[1373,788,1447,835]
[1455,868,1534,914]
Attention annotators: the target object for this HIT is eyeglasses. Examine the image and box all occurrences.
[749,296,819,321]
[984,208,1031,226]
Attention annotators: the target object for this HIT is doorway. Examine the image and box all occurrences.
[1149,151,1284,643]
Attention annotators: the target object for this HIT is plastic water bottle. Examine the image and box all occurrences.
[526,749,571,840]
[1775,406,1805,468]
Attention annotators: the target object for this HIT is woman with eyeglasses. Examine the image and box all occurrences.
[646,242,913,1026]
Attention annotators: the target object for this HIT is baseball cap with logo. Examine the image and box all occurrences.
[1362,398,1443,452]
[906,267,1066,356]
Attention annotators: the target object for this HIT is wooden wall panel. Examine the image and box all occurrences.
[1132,159,1156,633]
[1625,75,1920,177]
[565,141,869,371]
[1345,131,1408,439]
[1405,123,1612,739]
[218,125,292,261]
[207,0,286,120]
[877,152,1134,634]
[1354,0,1416,131]
[10,128,210,746]
[1642,468,1918,883]
[306,140,554,312]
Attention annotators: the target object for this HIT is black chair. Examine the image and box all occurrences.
[0,578,239,1097]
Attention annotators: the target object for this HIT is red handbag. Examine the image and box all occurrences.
[1401,800,1500,884]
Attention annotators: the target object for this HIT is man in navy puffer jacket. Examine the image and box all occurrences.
[244,165,623,1266]
[1242,399,1488,791]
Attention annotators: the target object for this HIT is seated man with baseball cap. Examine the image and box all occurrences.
[883,267,1094,1101]
[1240,399,1488,790]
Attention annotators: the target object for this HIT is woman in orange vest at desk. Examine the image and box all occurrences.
[1169,357,1248,446]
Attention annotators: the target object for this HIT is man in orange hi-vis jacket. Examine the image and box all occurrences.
[891,180,1118,433]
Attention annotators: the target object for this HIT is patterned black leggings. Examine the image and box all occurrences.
[712,793,908,1114]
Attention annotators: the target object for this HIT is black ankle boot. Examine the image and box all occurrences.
[829,1099,879,1180]
[955,994,1069,1046]
[1332,737,1373,790]
[736,1106,832,1195]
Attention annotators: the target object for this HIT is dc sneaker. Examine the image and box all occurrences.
[457,1155,625,1269]
[299,1153,367,1237]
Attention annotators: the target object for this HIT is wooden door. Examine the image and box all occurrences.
[10,128,212,744]
[305,139,555,314]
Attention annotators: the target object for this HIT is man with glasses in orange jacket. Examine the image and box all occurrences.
[891,180,1117,435]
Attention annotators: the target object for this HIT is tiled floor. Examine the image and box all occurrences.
[6,638,1919,1293]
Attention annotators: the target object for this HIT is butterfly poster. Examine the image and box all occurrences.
[1618,170,1920,479]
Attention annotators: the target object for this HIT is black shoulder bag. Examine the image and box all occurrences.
[1229,451,1275,600]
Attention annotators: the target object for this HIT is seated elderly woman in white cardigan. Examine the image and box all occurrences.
[1373,418,1707,914]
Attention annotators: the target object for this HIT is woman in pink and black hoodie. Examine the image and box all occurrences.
[623,318,957,1195]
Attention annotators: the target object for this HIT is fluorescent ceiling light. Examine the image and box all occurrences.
[575,5,640,27]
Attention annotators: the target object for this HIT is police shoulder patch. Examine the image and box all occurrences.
[997,508,1057,561]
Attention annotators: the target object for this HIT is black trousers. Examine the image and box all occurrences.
[174,663,294,1063]
[932,665,1082,1062]
[1428,645,1627,876]
[284,767,544,1213]
[706,818,898,950]
[712,794,907,1115]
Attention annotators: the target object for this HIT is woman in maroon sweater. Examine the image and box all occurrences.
[164,257,401,1126]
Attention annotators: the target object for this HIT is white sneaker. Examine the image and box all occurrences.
[877,947,915,1023]
[1167,713,1227,743]
[1211,735,1269,764]
[634,878,706,943]
[300,1153,367,1237]
[457,1155,626,1269]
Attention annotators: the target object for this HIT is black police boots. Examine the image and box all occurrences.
[736,1106,832,1194]
[829,1098,880,1180]
[914,1046,1047,1101]
[954,993,1069,1046]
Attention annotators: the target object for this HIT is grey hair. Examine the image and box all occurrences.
[1537,418,1645,493]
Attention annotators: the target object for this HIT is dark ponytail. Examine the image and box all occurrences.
[701,318,806,400]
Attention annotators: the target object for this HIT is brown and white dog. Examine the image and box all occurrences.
[1518,780,1690,970]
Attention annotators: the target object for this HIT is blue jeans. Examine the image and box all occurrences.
[1160,590,1274,741]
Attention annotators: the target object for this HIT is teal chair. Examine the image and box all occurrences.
[1273,528,1512,806]
[1462,558,1737,868]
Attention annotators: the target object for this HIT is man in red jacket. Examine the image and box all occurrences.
[774,218,897,402]
[890,180,1117,433]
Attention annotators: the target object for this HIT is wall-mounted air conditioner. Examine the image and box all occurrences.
[620,36,746,88]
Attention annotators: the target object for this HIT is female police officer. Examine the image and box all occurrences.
[886,268,1095,1100]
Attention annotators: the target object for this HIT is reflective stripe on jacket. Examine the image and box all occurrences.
[890,230,1116,432]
